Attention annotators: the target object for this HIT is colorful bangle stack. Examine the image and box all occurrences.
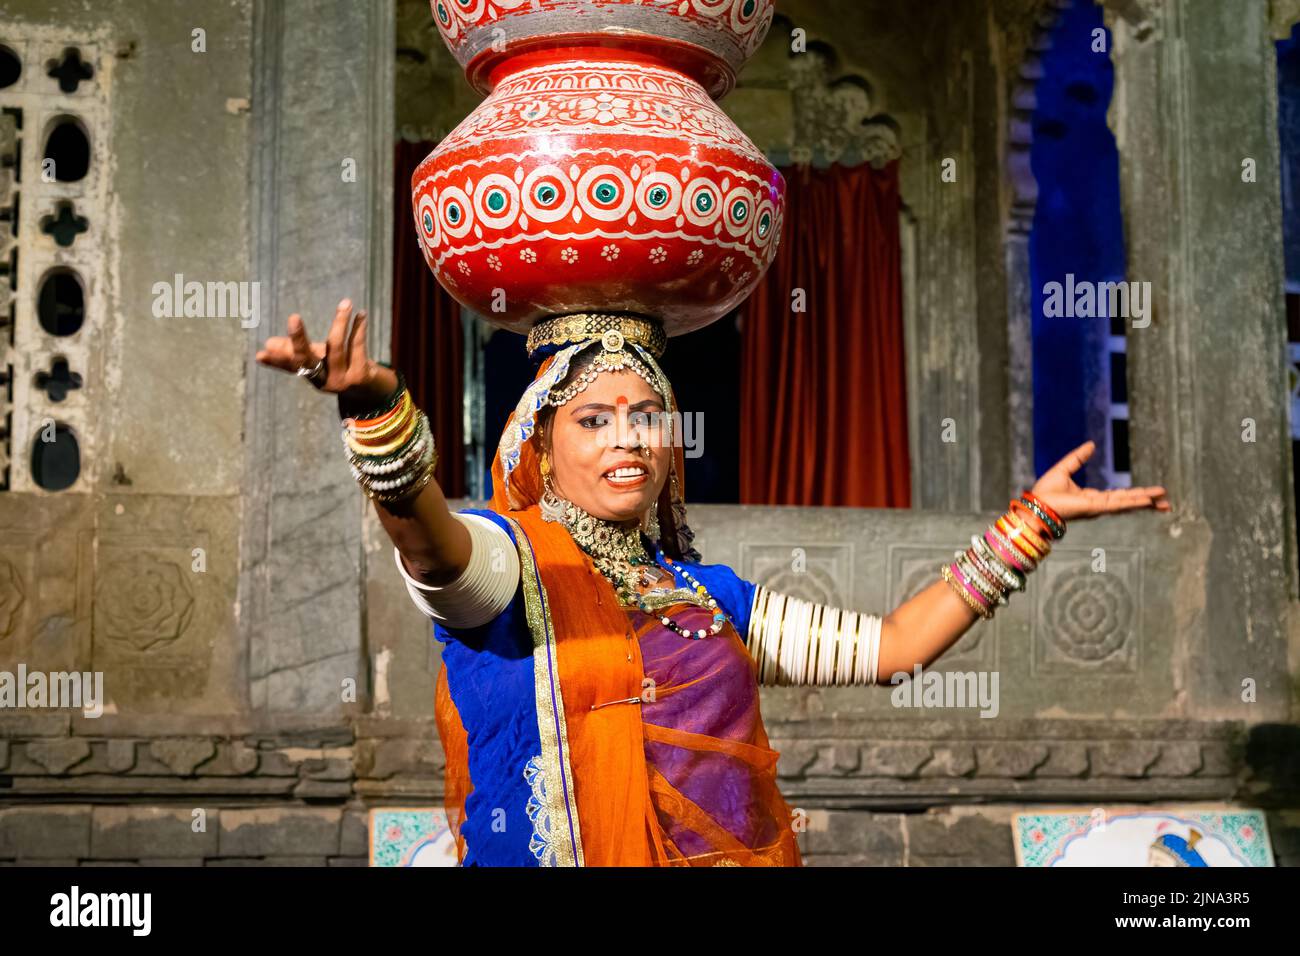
[340,372,438,505]
[939,491,1065,621]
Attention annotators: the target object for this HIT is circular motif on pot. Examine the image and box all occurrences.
[417,193,441,250]
[576,165,634,221]
[692,0,733,13]
[683,178,723,227]
[522,165,576,223]
[452,0,485,21]
[438,185,474,239]
[729,0,762,32]
[723,186,754,237]
[432,0,458,39]
[634,171,683,221]
[744,4,774,55]
[474,173,521,229]
[428,0,460,40]
[751,198,775,248]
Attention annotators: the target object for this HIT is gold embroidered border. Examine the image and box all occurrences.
[502,515,586,867]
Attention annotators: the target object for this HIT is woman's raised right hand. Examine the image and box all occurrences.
[255,297,399,407]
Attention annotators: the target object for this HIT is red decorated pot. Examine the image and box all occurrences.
[414,1,783,336]
[430,0,775,99]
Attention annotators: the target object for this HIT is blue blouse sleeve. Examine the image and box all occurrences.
[671,558,758,642]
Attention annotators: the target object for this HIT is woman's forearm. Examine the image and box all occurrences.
[337,369,472,587]
[372,477,472,587]
[876,581,979,682]
[254,305,480,588]
[875,494,1066,682]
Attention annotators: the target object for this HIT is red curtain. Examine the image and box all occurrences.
[392,140,466,498]
[739,162,911,508]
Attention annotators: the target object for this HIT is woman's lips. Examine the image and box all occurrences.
[603,468,649,490]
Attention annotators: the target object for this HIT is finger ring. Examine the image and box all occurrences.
[297,357,327,388]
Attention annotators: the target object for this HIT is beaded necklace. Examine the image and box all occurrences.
[539,489,732,639]
[653,551,730,640]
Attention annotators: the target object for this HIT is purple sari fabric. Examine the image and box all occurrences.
[631,602,789,859]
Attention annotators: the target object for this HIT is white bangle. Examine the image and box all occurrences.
[395,513,520,629]
[745,585,883,686]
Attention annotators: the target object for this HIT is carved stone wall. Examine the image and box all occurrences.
[0,3,254,722]
[0,0,1295,869]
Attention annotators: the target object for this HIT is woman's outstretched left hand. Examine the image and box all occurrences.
[1030,440,1171,521]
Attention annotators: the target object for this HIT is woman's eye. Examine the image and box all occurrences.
[580,414,612,429]
[630,411,660,427]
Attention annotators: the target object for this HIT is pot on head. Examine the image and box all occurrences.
[413,0,783,338]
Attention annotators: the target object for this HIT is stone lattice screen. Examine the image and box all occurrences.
[0,32,108,497]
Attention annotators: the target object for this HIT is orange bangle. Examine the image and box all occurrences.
[1004,511,1049,557]
[1009,498,1051,539]
[350,401,417,447]
[350,390,413,433]
[997,514,1045,561]
[1022,490,1064,531]
[1006,510,1049,556]
[346,409,419,457]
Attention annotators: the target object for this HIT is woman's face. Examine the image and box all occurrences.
[546,366,673,523]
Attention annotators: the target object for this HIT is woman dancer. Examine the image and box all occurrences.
[256,301,1170,866]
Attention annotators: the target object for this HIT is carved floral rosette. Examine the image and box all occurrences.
[416,0,780,335]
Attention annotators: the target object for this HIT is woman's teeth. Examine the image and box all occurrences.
[604,467,647,484]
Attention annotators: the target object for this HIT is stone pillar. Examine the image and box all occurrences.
[1106,0,1295,715]
[909,3,1025,512]
[240,0,395,713]
[910,50,983,512]
[972,6,1019,511]
[1003,4,1054,498]
[1003,232,1036,492]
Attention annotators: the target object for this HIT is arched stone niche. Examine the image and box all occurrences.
[750,18,903,169]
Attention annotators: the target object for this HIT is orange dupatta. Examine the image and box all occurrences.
[435,349,799,866]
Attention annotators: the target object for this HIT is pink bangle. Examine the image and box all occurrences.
[941,563,993,620]
[985,527,1034,573]
[950,561,991,611]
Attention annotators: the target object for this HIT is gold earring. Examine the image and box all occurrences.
[540,453,558,497]
[642,502,661,542]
